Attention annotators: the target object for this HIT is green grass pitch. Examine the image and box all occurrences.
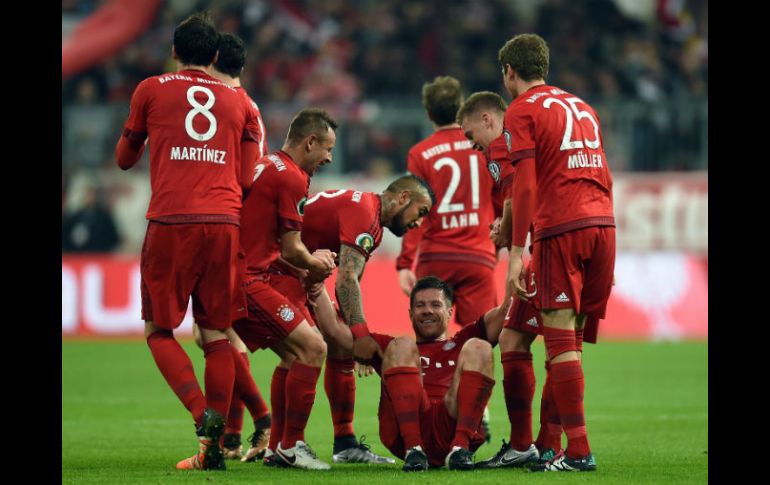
[62,339,707,484]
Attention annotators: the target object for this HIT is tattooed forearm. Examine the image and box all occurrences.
[336,245,367,326]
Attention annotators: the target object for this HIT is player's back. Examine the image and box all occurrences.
[407,128,495,260]
[301,189,384,257]
[505,84,614,240]
[240,151,309,275]
[134,69,250,220]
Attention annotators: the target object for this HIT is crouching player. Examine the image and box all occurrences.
[312,276,513,471]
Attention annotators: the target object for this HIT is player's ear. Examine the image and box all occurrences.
[211,50,219,66]
[171,45,179,61]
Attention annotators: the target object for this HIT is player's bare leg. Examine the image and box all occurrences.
[535,309,596,472]
[272,321,331,470]
[443,338,495,470]
[382,337,428,471]
[477,328,540,469]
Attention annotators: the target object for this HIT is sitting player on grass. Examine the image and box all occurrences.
[310,276,513,471]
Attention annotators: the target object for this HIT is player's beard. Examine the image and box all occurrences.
[388,201,412,237]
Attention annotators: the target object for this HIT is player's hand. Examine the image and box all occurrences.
[507,247,530,301]
[352,334,383,365]
[354,362,376,378]
[308,250,337,282]
[489,217,502,239]
[398,269,417,296]
[305,281,325,301]
[313,249,337,271]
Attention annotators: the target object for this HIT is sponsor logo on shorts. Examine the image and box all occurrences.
[277,304,295,322]
[555,292,570,303]
[526,317,538,327]
[355,233,375,253]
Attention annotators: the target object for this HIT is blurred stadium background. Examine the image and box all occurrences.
[61,0,707,340]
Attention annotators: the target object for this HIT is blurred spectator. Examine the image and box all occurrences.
[62,185,121,253]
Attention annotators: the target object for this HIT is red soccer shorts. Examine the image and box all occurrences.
[140,222,243,330]
[231,277,309,352]
[504,262,542,335]
[416,260,498,327]
[530,226,615,328]
[378,388,485,467]
[267,264,315,326]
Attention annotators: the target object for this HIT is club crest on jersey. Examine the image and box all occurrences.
[487,161,501,183]
[297,197,307,216]
[355,233,375,253]
[503,129,512,152]
[277,304,295,322]
[442,341,456,351]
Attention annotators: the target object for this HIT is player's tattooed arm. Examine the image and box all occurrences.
[336,245,367,326]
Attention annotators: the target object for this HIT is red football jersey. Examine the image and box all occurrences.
[503,84,615,241]
[486,135,516,216]
[240,151,310,275]
[123,69,259,220]
[396,128,496,270]
[301,190,384,260]
[371,318,487,402]
[237,87,268,187]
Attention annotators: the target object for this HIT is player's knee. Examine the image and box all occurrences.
[300,332,327,366]
[460,338,493,369]
[384,336,419,366]
[499,328,533,353]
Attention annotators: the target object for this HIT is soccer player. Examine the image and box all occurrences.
[264,174,434,465]
[231,108,338,470]
[313,276,512,471]
[188,31,272,464]
[458,91,560,468]
[396,76,497,329]
[499,33,616,472]
[115,13,262,471]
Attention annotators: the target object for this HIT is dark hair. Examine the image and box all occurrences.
[498,33,549,82]
[214,32,246,78]
[456,91,507,123]
[422,76,464,126]
[410,276,454,308]
[385,174,436,205]
[286,108,338,145]
[173,12,220,67]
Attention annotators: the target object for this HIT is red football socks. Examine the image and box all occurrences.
[202,338,236,420]
[450,370,495,450]
[282,361,322,449]
[383,366,423,450]
[501,351,535,450]
[268,366,288,451]
[146,330,206,426]
[550,360,591,458]
[534,360,563,451]
[325,357,356,438]
[225,348,269,434]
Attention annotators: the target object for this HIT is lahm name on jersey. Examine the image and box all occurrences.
[442,211,479,230]
[421,140,473,160]
[170,146,227,164]
[567,151,603,169]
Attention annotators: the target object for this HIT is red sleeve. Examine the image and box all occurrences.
[453,317,487,346]
[116,79,150,170]
[503,107,536,165]
[511,157,536,247]
[370,333,394,375]
[338,199,379,260]
[277,170,307,234]
[240,140,260,193]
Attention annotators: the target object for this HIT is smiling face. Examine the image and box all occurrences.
[303,127,336,176]
[409,288,452,342]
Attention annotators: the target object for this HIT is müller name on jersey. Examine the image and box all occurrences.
[567,150,603,170]
[170,145,227,164]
